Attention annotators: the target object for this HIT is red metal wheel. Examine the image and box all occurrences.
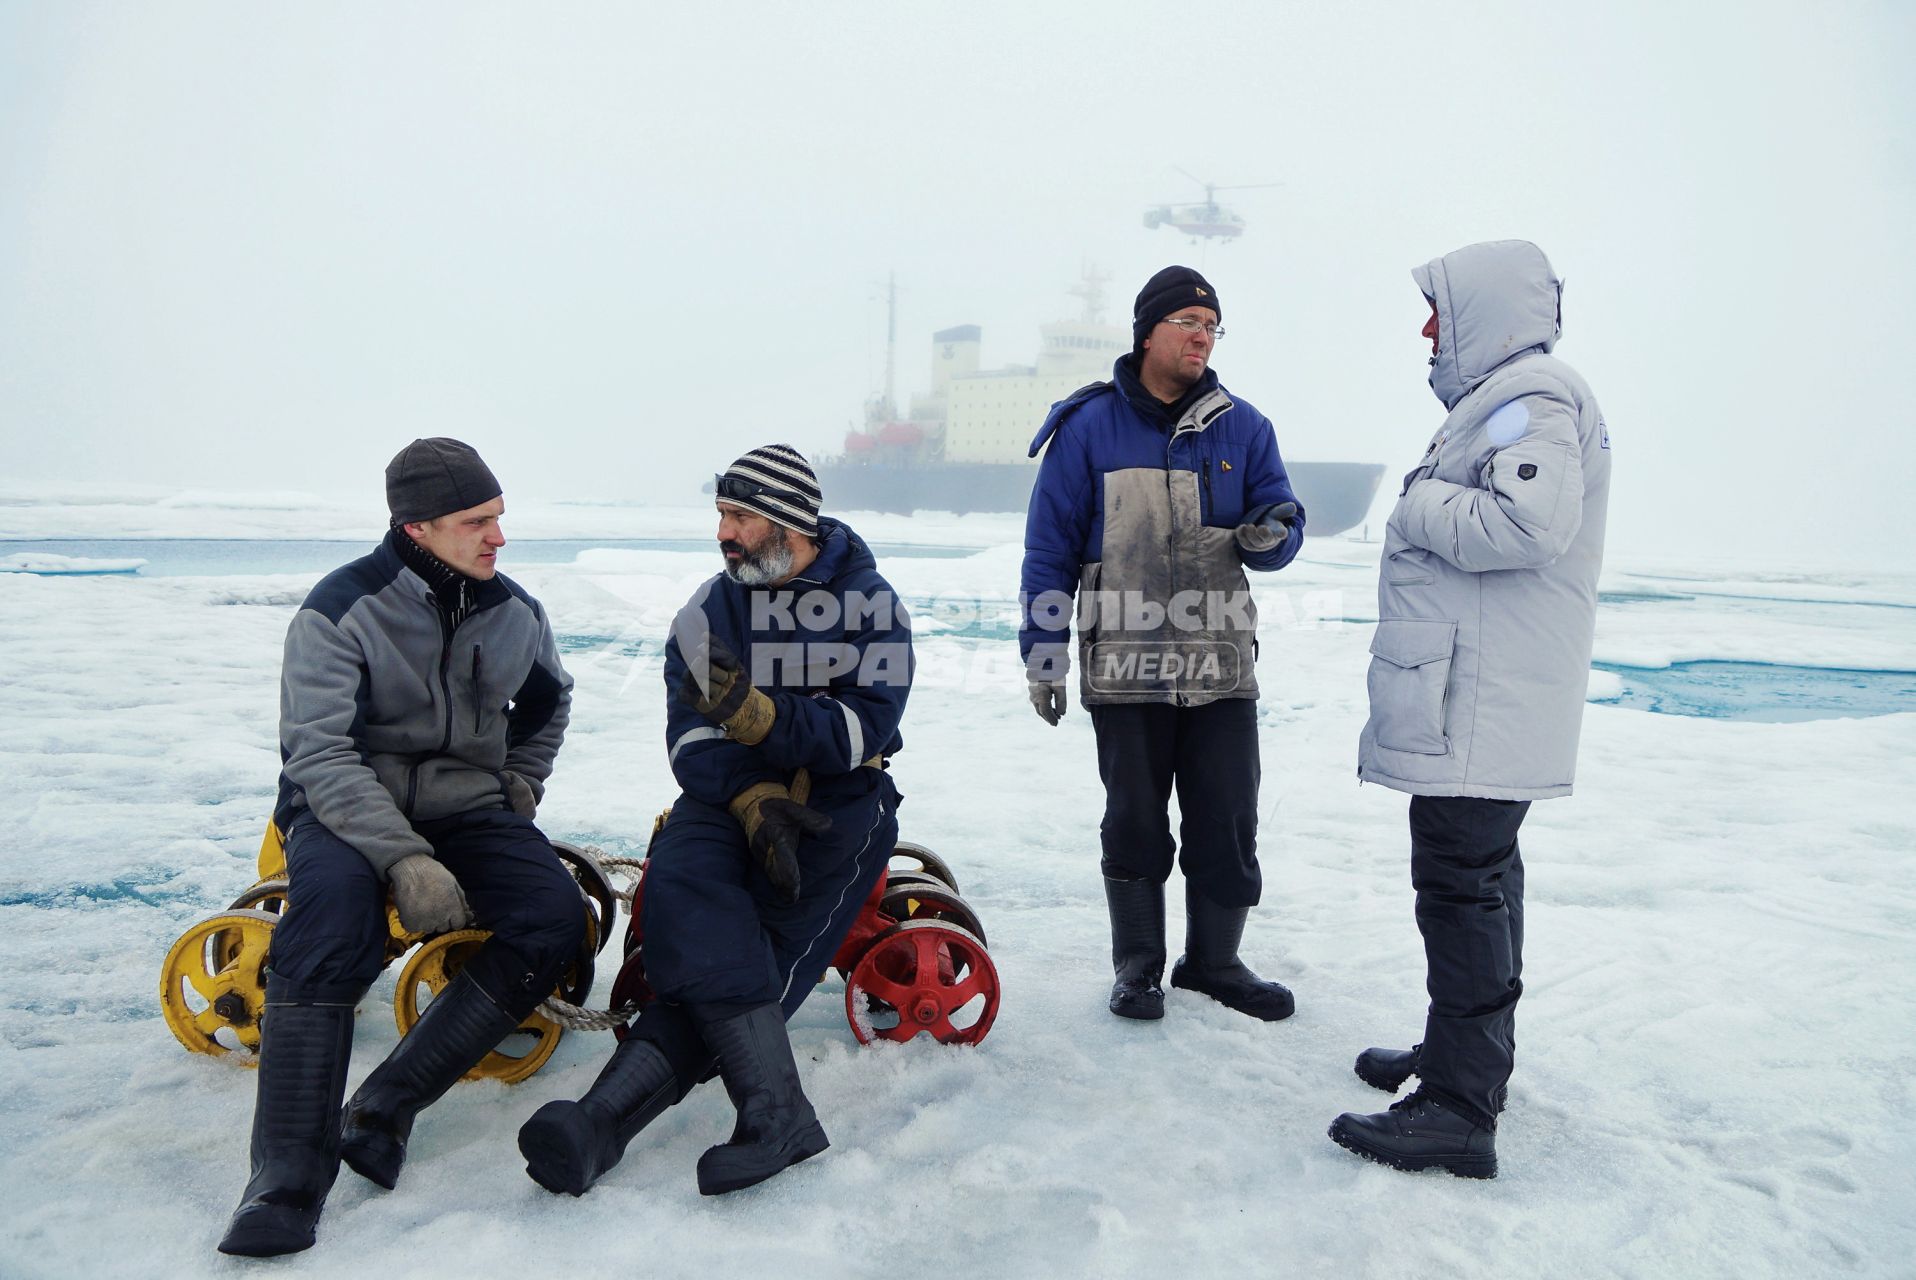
[845,920,999,1047]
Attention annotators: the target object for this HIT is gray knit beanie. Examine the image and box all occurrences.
[386,438,502,525]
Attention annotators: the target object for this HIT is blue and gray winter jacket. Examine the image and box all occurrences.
[1019,357,1304,706]
[663,517,911,809]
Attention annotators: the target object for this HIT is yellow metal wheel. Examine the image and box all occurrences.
[392,929,562,1084]
[159,909,278,1062]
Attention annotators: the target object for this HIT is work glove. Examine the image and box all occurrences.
[501,769,539,818]
[388,854,472,935]
[1234,501,1298,554]
[728,782,832,905]
[1028,680,1067,726]
[676,636,775,745]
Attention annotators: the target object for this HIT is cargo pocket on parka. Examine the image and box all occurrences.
[1367,618,1457,755]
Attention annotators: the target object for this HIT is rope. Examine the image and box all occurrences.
[538,993,641,1031]
[536,844,650,1030]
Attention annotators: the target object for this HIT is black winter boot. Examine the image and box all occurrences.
[1169,886,1294,1021]
[217,978,358,1258]
[1102,876,1166,1020]
[1355,1044,1421,1093]
[339,955,532,1190]
[1327,1088,1498,1179]
[519,1036,682,1196]
[689,1002,829,1196]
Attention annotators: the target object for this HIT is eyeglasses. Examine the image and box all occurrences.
[715,474,807,507]
[1159,317,1224,339]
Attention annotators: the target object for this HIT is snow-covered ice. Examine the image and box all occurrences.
[1,498,1913,1279]
[0,552,146,576]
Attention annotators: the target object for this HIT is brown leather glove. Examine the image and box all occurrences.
[678,637,775,745]
[728,782,832,904]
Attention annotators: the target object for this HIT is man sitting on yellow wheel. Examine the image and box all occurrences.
[218,439,580,1259]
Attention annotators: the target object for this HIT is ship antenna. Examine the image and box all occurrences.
[1067,262,1111,324]
[882,271,898,421]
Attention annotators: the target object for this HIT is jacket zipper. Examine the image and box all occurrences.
[1165,424,1196,705]
[436,607,454,753]
[472,643,483,735]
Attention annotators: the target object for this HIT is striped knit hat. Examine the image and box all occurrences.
[715,444,822,537]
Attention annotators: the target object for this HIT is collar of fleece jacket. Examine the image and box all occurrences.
[1413,239,1563,411]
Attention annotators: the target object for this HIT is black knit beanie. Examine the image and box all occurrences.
[386,438,502,525]
[1132,265,1221,349]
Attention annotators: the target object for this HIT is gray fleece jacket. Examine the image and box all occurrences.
[272,532,572,875]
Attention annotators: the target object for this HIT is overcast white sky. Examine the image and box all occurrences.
[3,2,1912,561]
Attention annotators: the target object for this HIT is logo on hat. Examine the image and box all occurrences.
[1195,287,1209,297]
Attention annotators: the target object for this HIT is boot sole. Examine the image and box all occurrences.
[217,1205,319,1257]
[1326,1119,1497,1180]
[1109,997,1165,1021]
[1354,1058,1414,1093]
[339,1131,402,1191]
[696,1122,829,1196]
[518,1104,596,1197]
[1170,974,1294,1022]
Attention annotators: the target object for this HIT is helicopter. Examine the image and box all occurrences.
[1142,168,1280,243]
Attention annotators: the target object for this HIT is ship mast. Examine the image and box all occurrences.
[881,270,898,422]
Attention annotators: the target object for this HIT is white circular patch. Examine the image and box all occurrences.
[1485,400,1530,446]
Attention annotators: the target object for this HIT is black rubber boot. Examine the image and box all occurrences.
[1355,1044,1420,1093]
[339,955,532,1190]
[1328,1088,1498,1179]
[519,1036,682,1196]
[1169,885,1294,1021]
[1102,876,1166,1020]
[689,1002,829,1196]
[217,978,358,1258]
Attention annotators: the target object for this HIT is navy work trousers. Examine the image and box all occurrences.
[268,806,586,1004]
[639,770,898,1014]
[1088,698,1262,907]
[1410,794,1530,1126]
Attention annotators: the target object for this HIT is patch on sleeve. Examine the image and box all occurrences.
[1484,400,1530,446]
[1600,419,1610,449]
[1518,463,1538,480]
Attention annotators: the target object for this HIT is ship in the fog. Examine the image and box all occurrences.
[816,272,1387,536]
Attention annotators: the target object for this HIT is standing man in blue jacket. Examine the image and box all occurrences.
[1020,266,1305,1024]
[219,438,581,1257]
[520,444,911,1198]
[1329,240,1611,1179]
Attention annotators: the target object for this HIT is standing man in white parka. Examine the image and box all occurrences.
[1328,240,1611,1179]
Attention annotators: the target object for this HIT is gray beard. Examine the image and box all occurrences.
[724,535,794,586]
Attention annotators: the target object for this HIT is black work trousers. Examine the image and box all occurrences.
[1410,794,1530,1126]
[1088,698,1261,908]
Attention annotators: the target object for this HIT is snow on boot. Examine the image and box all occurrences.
[339,960,527,1189]
[217,979,357,1258]
[519,1036,681,1196]
[1327,1088,1498,1179]
[1102,875,1166,1020]
[1169,886,1294,1022]
[1355,1044,1421,1093]
[689,1002,829,1196]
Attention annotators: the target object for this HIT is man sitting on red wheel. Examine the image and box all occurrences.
[518,444,913,1198]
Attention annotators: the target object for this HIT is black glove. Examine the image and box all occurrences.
[677,635,750,719]
[677,636,775,743]
[728,782,832,905]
